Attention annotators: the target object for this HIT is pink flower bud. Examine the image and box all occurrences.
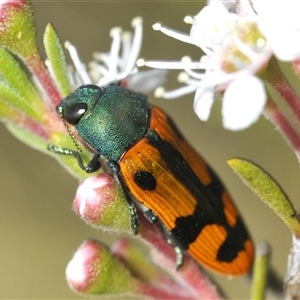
[66,239,208,299]
[73,173,132,232]
[66,239,138,295]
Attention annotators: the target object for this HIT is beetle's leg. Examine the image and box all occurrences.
[114,172,139,235]
[173,246,184,270]
[162,228,185,269]
[143,208,159,224]
[108,161,139,235]
[47,145,101,173]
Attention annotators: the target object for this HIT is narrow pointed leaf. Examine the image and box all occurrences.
[6,123,49,154]
[0,47,42,109]
[44,23,71,97]
[228,158,300,236]
[0,81,43,122]
[0,97,23,121]
[0,102,48,139]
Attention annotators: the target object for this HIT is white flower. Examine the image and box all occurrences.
[253,0,300,61]
[140,0,300,130]
[62,17,166,92]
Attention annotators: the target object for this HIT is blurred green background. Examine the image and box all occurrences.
[1,1,299,298]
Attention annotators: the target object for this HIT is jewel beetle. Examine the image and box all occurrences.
[48,84,254,275]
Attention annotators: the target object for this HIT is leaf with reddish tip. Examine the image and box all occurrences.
[0,0,38,59]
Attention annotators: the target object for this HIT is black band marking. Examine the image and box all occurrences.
[147,128,249,263]
[216,216,248,262]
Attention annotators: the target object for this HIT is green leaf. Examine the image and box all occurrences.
[49,132,98,179]
[44,23,71,97]
[0,81,43,122]
[6,123,49,155]
[0,100,46,136]
[228,158,300,236]
[0,98,21,121]
[0,47,43,112]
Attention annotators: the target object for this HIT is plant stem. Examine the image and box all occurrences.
[264,98,300,162]
[250,242,270,300]
[25,54,62,107]
[264,58,300,127]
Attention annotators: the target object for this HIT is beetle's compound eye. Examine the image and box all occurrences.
[63,103,87,125]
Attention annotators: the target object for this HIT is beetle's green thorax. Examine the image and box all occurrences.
[57,85,150,162]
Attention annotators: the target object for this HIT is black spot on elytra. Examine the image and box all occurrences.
[134,171,157,191]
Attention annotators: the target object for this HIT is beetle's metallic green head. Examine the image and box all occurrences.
[57,85,150,162]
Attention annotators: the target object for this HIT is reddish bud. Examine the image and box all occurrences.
[66,239,138,295]
[73,173,132,232]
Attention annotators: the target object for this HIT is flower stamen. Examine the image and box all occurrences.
[122,16,143,75]
[65,41,92,85]
[109,27,122,76]
[152,22,194,45]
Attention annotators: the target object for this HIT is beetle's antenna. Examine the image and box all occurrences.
[61,116,83,153]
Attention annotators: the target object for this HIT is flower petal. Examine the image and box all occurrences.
[126,69,167,92]
[222,75,266,130]
[193,86,215,121]
[265,29,300,61]
[190,2,230,49]
[193,71,231,121]
[254,0,300,61]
